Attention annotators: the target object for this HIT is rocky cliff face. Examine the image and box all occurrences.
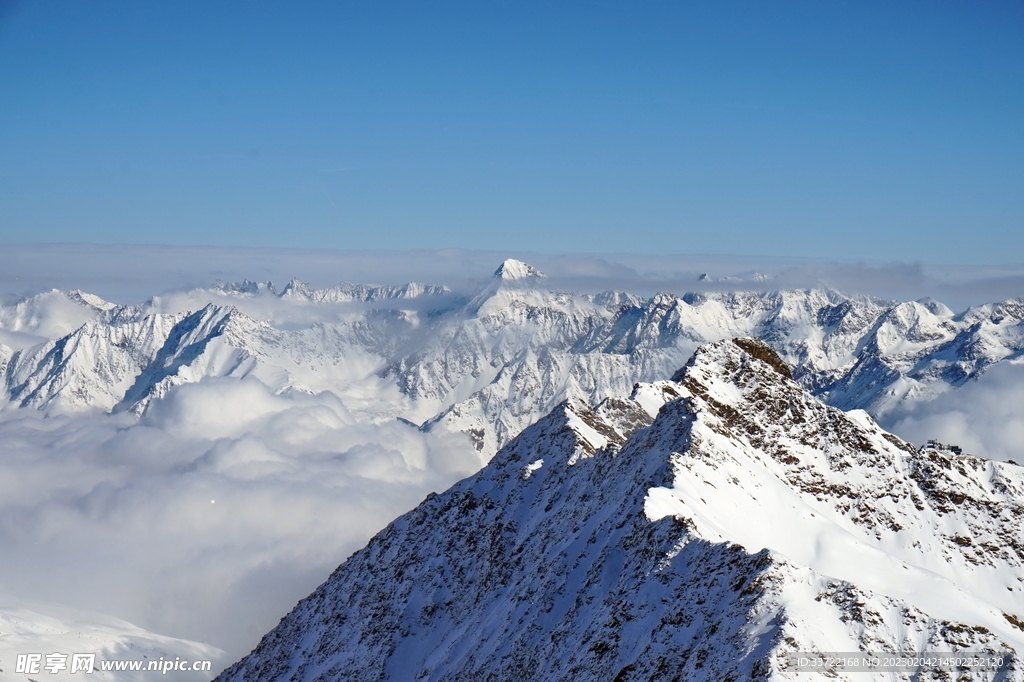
[216,339,1024,681]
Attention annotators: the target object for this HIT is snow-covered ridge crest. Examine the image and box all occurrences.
[3,306,186,412]
[279,279,452,303]
[217,338,1024,681]
[211,278,453,303]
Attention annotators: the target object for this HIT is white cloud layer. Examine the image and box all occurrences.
[3,244,1023,312]
[883,361,1024,463]
[0,378,484,658]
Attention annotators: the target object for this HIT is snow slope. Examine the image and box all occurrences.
[217,338,1024,681]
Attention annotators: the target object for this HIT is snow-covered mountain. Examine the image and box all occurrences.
[2,259,1023,457]
[216,338,1024,681]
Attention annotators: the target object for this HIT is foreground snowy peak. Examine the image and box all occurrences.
[219,338,1024,681]
[659,339,1024,591]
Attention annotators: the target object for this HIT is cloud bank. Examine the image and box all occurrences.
[883,361,1024,464]
[0,377,483,658]
[2,243,1023,312]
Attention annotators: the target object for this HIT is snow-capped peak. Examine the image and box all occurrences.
[218,337,1024,681]
[493,258,545,281]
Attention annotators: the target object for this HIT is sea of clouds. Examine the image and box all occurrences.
[0,375,483,657]
[1,245,1022,663]
[883,361,1024,465]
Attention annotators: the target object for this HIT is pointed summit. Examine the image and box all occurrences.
[462,259,549,318]
[493,259,544,281]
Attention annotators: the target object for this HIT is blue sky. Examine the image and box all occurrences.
[1,1,1022,263]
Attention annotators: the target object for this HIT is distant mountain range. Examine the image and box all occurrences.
[3,259,1023,458]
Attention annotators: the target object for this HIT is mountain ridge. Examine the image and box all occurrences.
[2,264,1023,459]
[216,338,1024,681]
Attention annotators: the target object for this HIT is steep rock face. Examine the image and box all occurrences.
[217,339,1024,681]
[0,343,12,379]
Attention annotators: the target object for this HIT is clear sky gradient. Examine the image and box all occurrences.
[1,1,1022,263]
